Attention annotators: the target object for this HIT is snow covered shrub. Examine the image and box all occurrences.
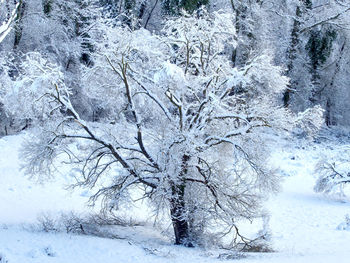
[295,105,324,137]
[314,147,350,196]
[3,9,324,247]
[43,246,56,257]
[337,214,350,231]
[35,211,139,238]
[1,52,66,122]
[217,252,246,260]
[37,213,59,233]
[60,212,91,234]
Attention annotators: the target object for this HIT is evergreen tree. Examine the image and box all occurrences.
[162,0,209,15]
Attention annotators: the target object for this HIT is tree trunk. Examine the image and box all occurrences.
[14,0,25,48]
[283,6,302,108]
[170,191,191,246]
[169,154,193,247]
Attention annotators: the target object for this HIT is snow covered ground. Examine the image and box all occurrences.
[1,131,350,262]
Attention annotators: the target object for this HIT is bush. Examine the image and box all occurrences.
[35,211,141,239]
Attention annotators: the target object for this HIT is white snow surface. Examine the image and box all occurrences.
[1,131,350,262]
[0,134,92,224]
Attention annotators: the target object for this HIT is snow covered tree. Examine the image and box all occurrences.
[0,0,20,43]
[0,0,103,135]
[2,8,323,246]
[282,0,313,108]
[228,0,261,67]
[280,0,350,124]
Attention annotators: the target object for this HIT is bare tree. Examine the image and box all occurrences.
[2,10,322,247]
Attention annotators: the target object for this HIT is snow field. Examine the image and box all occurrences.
[1,132,350,262]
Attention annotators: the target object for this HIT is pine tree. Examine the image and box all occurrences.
[161,0,209,15]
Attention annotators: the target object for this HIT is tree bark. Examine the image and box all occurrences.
[170,191,191,246]
[169,154,193,247]
[283,6,302,107]
[14,0,25,48]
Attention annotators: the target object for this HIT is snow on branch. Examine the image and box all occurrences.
[1,8,326,247]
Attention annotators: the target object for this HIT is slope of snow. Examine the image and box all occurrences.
[0,133,93,224]
[268,135,350,258]
[1,131,350,262]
